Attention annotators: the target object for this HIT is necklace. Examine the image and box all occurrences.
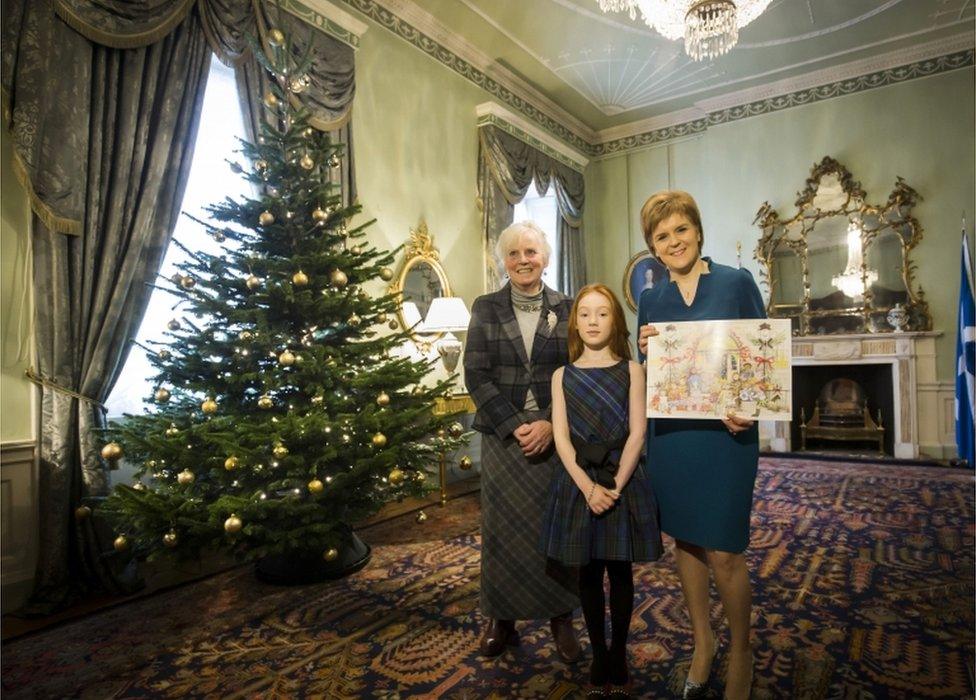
[513,301,542,313]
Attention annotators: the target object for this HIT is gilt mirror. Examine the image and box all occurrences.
[388,221,451,342]
[754,157,931,335]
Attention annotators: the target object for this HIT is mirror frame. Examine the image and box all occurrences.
[388,220,452,342]
[753,156,932,335]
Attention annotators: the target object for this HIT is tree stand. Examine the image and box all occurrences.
[254,529,371,585]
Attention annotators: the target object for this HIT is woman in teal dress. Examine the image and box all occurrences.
[636,191,764,700]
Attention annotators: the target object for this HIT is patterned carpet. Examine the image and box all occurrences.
[2,458,973,699]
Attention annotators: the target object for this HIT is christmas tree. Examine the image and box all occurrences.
[99,25,465,578]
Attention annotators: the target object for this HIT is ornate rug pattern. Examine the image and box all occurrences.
[3,458,973,698]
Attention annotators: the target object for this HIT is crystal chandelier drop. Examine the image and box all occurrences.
[597,0,773,61]
[831,219,878,300]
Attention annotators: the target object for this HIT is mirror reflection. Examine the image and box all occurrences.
[388,221,452,342]
[754,157,931,335]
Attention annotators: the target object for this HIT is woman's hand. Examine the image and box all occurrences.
[514,420,553,456]
[637,323,659,356]
[586,484,618,515]
[722,413,754,435]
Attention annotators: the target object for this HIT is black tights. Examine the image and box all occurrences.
[579,559,633,685]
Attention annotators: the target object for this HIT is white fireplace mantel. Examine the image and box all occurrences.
[767,331,942,459]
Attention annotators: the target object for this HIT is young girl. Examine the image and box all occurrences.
[541,284,663,699]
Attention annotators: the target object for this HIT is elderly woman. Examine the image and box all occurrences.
[636,191,764,700]
[463,220,580,662]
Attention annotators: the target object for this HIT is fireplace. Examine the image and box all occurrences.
[763,332,946,459]
[792,366,894,455]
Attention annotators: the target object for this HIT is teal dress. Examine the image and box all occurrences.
[637,258,766,553]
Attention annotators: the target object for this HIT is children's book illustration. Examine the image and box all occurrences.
[646,319,792,420]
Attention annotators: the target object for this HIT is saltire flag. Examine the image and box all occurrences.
[957,232,975,467]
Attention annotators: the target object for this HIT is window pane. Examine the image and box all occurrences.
[105,56,249,419]
[513,180,561,292]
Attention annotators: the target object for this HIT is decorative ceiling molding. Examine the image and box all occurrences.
[337,0,597,150]
[285,0,369,49]
[594,32,975,150]
[476,102,589,171]
[592,47,974,158]
[337,0,974,160]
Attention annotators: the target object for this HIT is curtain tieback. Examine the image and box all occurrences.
[25,367,107,412]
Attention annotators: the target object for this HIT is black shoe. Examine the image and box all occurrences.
[478,619,518,657]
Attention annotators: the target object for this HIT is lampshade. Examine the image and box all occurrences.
[422,297,471,333]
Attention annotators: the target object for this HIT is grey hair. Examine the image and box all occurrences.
[495,220,551,268]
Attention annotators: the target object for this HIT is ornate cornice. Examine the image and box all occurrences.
[592,47,974,158]
[331,0,975,161]
[476,102,588,172]
[284,0,368,49]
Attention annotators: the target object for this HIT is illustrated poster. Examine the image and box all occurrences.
[646,319,792,420]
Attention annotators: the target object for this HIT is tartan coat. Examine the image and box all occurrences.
[463,283,573,438]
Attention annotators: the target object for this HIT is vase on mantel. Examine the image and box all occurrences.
[886,304,908,332]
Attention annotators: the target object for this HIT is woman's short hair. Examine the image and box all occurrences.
[495,220,551,267]
[639,190,704,256]
[568,283,632,363]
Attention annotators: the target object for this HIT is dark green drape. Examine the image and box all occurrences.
[477,124,585,294]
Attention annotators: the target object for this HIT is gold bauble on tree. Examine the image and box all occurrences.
[312,207,327,222]
[224,514,243,534]
[323,547,339,562]
[268,28,285,46]
[278,350,296,366]
[379,267,393,281]
[101,442,123,461]
[376,391,390,407]
[308,478,324,494]
[299,154,314,170]
[310,394,324,406]
[330,269,348,288]
[292,270,309,287]
[113,534,129,552]
[328,153,341,169]
[263,91,278,108]
[388,468,405,485]
[458,455,474,471]
[272,443,289,459]
[254,159,268,172]
[158,349,171,360]
[75,505,92,521]
[246,274,262,290]
[163,530,178,548]
[377,312,388,324]
[177,469,195,485]
[180,275,196,290]
[258,210,275,226]
[347,314,361,327]
[258,394,274,409]
[416,510,428,524]
[449,422,464,438]
[132,482,146,491]
[165,424,179,437]
[201,398,218,414]
[154,388,171,404]
[224,456,239,471]
[167,319,181,331]
[371,432,387,448]
[388,319,399,330]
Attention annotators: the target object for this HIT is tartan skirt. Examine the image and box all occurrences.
[541,459,663,566]
[480,430,579,620]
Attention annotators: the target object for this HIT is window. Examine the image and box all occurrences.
[105,55,249,419]
[513,180,561,292]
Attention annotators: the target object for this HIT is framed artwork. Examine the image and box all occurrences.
[646,318,793,420]
[622,251,667,312]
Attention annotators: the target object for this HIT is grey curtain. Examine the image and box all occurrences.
[477,124,586,294]
[1,0,356,612]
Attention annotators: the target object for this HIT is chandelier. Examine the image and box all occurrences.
[831,219,878,300]
[598,0,773,61]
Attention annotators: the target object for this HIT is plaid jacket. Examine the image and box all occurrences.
[463,284,572,438]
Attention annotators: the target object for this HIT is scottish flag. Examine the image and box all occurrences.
[957,233,975,467]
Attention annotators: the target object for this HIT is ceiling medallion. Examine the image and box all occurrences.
[597,0,773,61]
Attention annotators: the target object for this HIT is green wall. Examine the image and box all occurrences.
[584,68,976,383]
[0,128,34,442]
[352,21,486,315]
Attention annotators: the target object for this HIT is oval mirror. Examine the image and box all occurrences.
[388,221,452,341]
